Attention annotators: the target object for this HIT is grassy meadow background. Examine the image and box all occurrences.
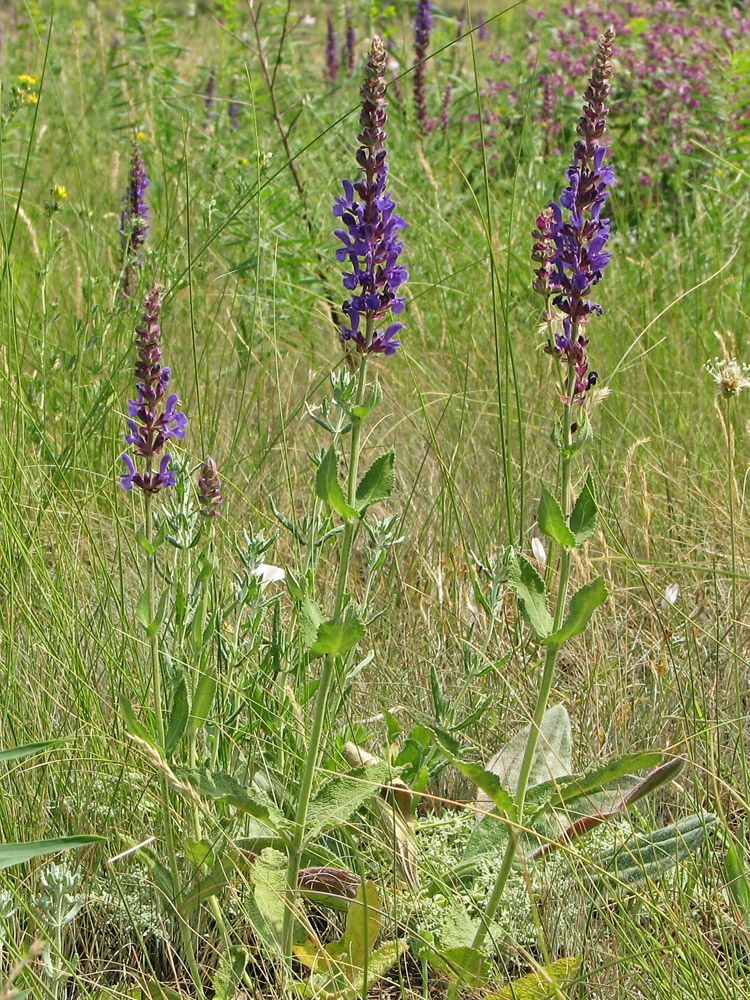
[0,0,749,997]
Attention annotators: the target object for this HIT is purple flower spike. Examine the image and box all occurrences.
[204,68,217,129]
[229,75,240,131]
[333,36,408,358]
[344,7,356,73]
[119,137,150,298]
[325,14,339,83]
[120,284,186,496]
[538,26,615,408]
[198,456,223,517]
[413,0,432,132]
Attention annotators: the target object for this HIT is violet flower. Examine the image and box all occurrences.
[539,26,615,409]
[198,456,223,516]
[119,137,149,298]
[333,36,408,357]
[413,0,432,132]
[325,14,339,83]
[120,283,187,495]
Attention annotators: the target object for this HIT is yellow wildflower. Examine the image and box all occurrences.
[53,185,68,200]
[17,74,39,86]
[237,156,250,167]
[26,93,39,104]
[136,130,147,141]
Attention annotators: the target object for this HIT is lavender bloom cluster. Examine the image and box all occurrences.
[121,284,187,494]
[119,138,149,298]
[333,36,408,357]
[536,26,615,407]
[413,0,432,132]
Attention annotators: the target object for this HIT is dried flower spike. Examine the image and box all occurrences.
[333,36,408,357]
[325,13,339,83]
[344,8,356,73]
[198,457,223,516]
[120,284,187,495]
[119,137,150,298]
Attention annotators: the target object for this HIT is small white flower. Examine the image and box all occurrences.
[387,57,400,73]
[253,563,286,585]
[705,357,750,398]
[301,14,316,25]
[531,537,547,567]
[660,583,679,611]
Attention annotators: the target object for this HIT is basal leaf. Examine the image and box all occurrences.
[538,486,575,547]
[305,763,392,841]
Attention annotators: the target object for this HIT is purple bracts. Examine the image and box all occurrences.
[333,36,408,357]
[198,456,223,517]
[120,284,187,495]
[119,138,149,298]
[542,26,615,405]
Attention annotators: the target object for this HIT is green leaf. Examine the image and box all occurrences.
[252,848,288,949]
[211,946,250,1000]
[327,880,381,970]
[164,677,188,754]
[135,589,168,637]
[316,446,358,520]
[356,452,395,513]
[479,705,573,803]
[463,810,510,861]
[544,577,608,648]
[299,595,327,650]
[570,473,598,544]
[350,375,383,420]
[305,763,393,841]
[0,739,70,763]
[429,946,486,986]
[173,768,285,829]
[538,486,575,547]
[506,554,553,640]
[118,695,153,744]
[488,956,582,999]
[0,836,104,871]
[726,837,750,914]
[429,727,515,817]
[349,941,408,996]
[189,667,216,733]
[310,606,365,658]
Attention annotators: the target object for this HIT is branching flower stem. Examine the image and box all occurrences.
[282,354,370,963]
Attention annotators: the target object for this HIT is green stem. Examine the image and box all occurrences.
[467,363,577,960]
[145,496,205,998]
[281,354,370,963]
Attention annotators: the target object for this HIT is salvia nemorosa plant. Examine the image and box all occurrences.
[324,13,339,83]
[119,137,149,298]
[119,284,203,992]
[447,26,619,972]
[281,33,405,964]
[334,35,407,357]
[120,284,187,495]
[413,0,432,132]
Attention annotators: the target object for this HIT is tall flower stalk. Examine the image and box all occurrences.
[325,13,339,83]
[282,34,406,962]
[468,26,616,961]
[413,0,432,132]
[120,285,202,995]
[119,137,149,298]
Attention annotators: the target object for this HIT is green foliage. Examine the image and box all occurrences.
[538,486,576,548]
[506,554,553,640]
[356,451,396,514]
[0,837,104,871]
[316,446,358,521]
[304,763,395,840]
[569,473,598,544]
[595,814,716,890]
[544,577,609,648]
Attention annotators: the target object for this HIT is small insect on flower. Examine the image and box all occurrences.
[705,357,750,399]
